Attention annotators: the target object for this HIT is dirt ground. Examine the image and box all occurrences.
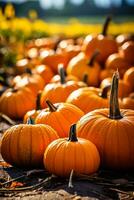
[0,118,134,200]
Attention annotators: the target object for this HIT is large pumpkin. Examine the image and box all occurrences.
[40,66,86,108]
[0,119,59,168]
[82,17,118,63]
[36,100,84,138]
[66,86,109,114]
[0,87,36,119]
[77,71,134,170]
[44,124,100,177]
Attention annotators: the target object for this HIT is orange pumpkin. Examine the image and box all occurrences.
[99,69,114,82]
[100,77,132,98]
[40,66,86,108]
[82,17,118,63]
[116,33,134,46]
[13,69,45,94]
[77,71,134,170]
[105,53,130,78]
[36,100,84,138]
[15,58,32,74]
[1,119,59,168]
[122,93,134,110]
[67,51,101,87]
[44,124,100,177]
[66,86,109,114]
[123,67,134,90]
[0,87,36,119]
[32,64,54,84]
[119,41,134,64]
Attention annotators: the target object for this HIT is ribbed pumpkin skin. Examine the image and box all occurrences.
[66,87,109,114]
[40,81,86,108]
[44,137,100,177]
[36,103,84,138]
[0,124,59,168]
[77,108,134,170]
[0,87,36,119]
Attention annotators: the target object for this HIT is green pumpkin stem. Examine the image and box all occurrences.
[109,71,123,119]
[68,124,78,142]
[99,85,111,99]
[36,91,41,110]
[27,117,35,124]
[88,50,99,66]
[46,100,57,112]
[102,16,111,36]
[58,64,66,84]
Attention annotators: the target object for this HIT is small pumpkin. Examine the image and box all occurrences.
[99,69,114,82]
[44,124,100,177]
[36,100,84,138]
[77,71,134,170]
[32,64,54,84]
[40,66,86,108]
[13,69,45,94]
[105,53,130,78]
[67,51,101,86]
[116,33,134,46]
[122,93,134,110]
[15,58,32,74]
[82,16,118,63]
[0,87,36,119]
[119,41,134,64]
[123,67,134,90]
[23,91,42,123]
[66,86,109,114]
[0,118,59,168]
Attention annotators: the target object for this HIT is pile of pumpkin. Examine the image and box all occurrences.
[0,17,134,177]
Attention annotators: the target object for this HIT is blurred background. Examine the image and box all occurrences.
[0,0,134,23]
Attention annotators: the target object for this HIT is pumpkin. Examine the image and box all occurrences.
[36,100,84,138]
[32,64,54,84]
[44,124,100,177]
[40,50,69,73]
[13,69,45,94]
[0,87,36,119]
[40,66,86,108]
[23,91,42,123]
[100,77,132,98]
[15,58,32,74]
[77,71,134,170]
[123,67,134,90]
[122,93,134,110]
[119,41,134,64]
[0,119,59,168]
[66,86,109,114]
[82,16,118,64]
[116,33,134,46]
[67,51,101,87]
[105,53,130,78]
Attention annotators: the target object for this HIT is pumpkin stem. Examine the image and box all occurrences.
[68,124,78,142]
[88,50,99,66]
[109,71,123,119]
[25,68,32,75]
[83,74,88,85]
[58,64,66,84]
[36,91,42,110]
[27,117,35,124]
[99,85,111,99]
[102,16,111,36]
[46,100,57,112]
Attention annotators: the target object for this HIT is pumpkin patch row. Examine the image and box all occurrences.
[0,17,134,177]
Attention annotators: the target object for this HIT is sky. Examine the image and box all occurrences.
[2,0,134,9]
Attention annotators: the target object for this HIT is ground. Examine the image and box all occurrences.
[0,117,134,200]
